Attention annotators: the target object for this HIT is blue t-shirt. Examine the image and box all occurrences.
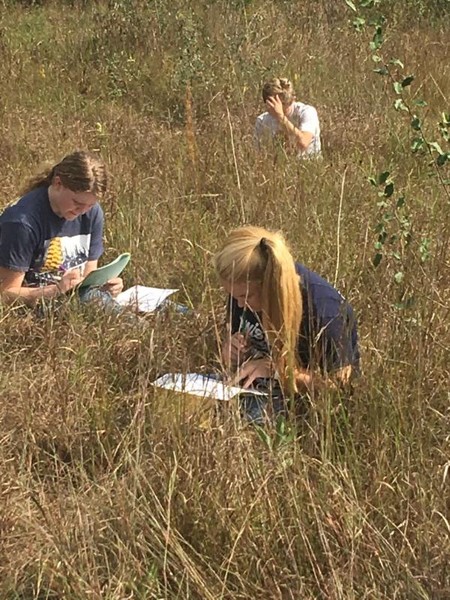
[0,186,104,286]
[229,263,360,373]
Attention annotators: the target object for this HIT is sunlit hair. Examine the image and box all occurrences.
[215,226,302,395]
[262,77,296,105]
[20,151,108,198]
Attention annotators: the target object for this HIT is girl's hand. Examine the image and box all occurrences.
[222,329,249,368]
[295,368,314,392]
[57,268,83,293]
[266,95,285,120]
[101,277,123,297]
[231,357,273,389]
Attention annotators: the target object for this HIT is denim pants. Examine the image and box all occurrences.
[78,286,122,313]
[238,378,288,425]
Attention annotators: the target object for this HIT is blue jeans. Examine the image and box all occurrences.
[78,287,122,313]
[238,378,288,425]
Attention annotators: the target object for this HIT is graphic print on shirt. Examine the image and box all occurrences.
[240,315,269,356]
[42,237,64,271]
[29,234,91,285]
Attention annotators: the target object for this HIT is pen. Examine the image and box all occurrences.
[58,264,82,274]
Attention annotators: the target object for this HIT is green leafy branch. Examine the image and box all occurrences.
[343,0,445,308]
[344,0,450,198]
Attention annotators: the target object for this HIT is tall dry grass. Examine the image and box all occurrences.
[0,0,449,598]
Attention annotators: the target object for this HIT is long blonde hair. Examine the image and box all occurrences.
[215,226,302,395]
[262,77,296,105]
[20,151,108,198]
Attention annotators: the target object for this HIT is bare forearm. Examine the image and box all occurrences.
[295,365,354,394]
[278,115,312,150]
[1,284,61,307]
[295,368,326,393]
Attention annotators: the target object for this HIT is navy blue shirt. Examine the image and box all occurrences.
[0,186,104,286]
[229,263,360,373]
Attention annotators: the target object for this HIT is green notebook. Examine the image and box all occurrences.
[79,253,131,289]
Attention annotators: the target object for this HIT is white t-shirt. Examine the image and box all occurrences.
[254,101,321,158]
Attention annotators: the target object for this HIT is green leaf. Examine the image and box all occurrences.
[255,426,272,450]
[378,171,390,184]
[429,141,444,154]
[394,98,408,111]
[352,17,366,31]
[414,99,427,107]
[411,137,424,152]
[373,66,388,75]
[368,176,378,186]
[419,238,431,262]
[373,253,383,267]
[390,58,404,68]
[396,196,406,208]
[401,75,415,87]
[393,81,403,94]
[437,153,449,166]
[372,54,382,62]
[394,272,404,284]
[384,182,394,197]
[344,0,357,12]
[370,26,383,50]
[411,117,421,131]
[378,231,388,244]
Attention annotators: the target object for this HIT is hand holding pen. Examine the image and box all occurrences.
[52,265,83,293]
[221,326,250,370]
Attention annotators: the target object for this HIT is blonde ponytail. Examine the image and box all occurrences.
[215,226,302,396]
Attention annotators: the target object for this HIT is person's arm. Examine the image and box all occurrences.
[222,324,250,369]
[0,266,82,306]
[298,301,358,392]
[0,221,81,305]
[265,96,313,152]
[229,356,273,388]
[294,364,353,394]
[83,260,98,277]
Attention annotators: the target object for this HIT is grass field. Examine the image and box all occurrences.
[0,0,449,598]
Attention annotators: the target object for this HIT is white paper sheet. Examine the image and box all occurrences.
[116,285,178,313]
[152,373,266,401]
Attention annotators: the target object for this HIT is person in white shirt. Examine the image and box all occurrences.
[254,77,321,158]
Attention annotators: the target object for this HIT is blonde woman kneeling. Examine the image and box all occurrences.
[215,226,359,423]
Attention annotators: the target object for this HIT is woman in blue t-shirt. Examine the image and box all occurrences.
[214,226,360,422]
[0,151,123,307]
